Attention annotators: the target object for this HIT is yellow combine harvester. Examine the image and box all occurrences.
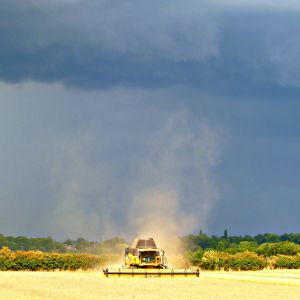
[103,237,199,277]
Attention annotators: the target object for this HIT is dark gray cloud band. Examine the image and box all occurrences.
[1,0,300,95]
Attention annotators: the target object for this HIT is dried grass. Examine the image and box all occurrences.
[0,270,300,299]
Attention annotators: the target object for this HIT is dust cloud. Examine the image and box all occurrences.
[49,107,221,247]
[128,188,195,249]
[126,112,221,259]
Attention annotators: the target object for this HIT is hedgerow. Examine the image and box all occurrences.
[197,251,300,270]
[0,247,106,271]
[256,241,300,257]
[2,245,300,271]
[199,250,231,270]
[227,251,267,271]
[199,250,267,271]
[274,254,300,269]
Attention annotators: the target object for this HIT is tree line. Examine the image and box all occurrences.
[1,231,300,271]
[1,231,300,253]
[183,230,300,270]
[182,230,300,252]
[0,234,127,254]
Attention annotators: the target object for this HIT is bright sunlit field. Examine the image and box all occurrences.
[0,270,300,300]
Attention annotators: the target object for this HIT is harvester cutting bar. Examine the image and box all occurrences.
[103,268,200,278]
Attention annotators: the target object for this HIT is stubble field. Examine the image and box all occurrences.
[0,270,300,300]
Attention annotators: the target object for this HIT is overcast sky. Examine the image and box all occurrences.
[0,0,299,241]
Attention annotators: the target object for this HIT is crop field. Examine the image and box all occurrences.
[0,270,300,300]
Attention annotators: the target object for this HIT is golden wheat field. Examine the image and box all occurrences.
[0,270,300,300]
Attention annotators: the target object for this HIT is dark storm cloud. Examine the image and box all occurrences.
[0,0,218,86]
[1,1,300,240]
[1,83,299,239]
[0,88,221,239]
[1,0,300,94]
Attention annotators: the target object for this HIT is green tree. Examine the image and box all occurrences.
[239,241,257,252]
[224,229,228,239]
[187,247,204,266]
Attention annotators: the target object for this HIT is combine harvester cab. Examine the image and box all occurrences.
[103,238,200,278]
